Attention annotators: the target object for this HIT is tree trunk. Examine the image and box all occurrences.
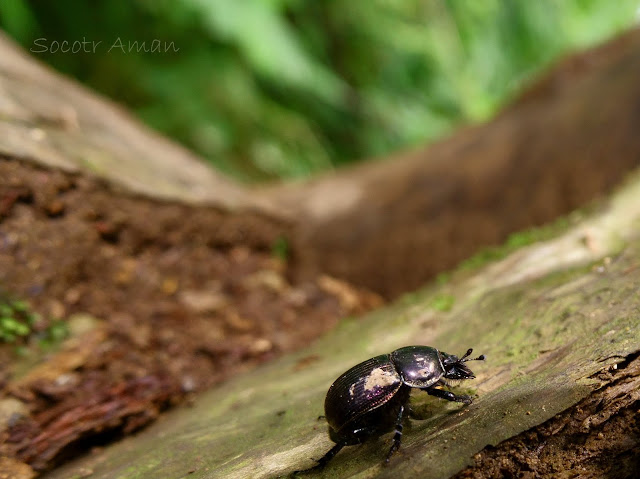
[262,30,640,298]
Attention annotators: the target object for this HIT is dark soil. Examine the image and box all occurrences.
[454,353,640,479]
[0,157,382,474]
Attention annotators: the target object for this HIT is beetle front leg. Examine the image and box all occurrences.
[426,387,472,405]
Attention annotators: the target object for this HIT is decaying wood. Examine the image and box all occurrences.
[455,353,640,478]
[44,168,640,478]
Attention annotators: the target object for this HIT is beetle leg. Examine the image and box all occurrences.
[426,387,472,405]
[293,443,344,475]
[385,405,405,463]
[315,442,345,468]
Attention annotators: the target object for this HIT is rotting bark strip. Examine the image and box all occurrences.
[453,352,640,478]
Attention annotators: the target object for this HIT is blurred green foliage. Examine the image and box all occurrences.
[0,298,36,342]
[0,0,637,182]
[431,293,455,312]
[0,293,69,348]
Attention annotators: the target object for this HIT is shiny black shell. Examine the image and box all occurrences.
[324,356,399,429]
[390,346,444,388]
[324,354,406,445]
[324,346,447,445]
[294,345,483,474]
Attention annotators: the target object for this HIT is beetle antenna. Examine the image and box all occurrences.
[460,348,485,362]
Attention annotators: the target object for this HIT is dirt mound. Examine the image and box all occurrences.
[0,158,381,472]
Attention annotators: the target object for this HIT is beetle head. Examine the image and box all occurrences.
[442,348,485,381]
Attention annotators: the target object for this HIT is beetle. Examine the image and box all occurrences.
[294,345,485,474]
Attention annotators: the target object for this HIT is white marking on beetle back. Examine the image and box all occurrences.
[364,367,396,391]
[349,383,356,397]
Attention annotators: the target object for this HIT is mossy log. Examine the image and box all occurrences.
[45,170,640,478]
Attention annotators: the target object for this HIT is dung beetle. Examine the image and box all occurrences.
[294,346,484,474]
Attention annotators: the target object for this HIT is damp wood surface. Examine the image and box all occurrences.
[43,169,640,479]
